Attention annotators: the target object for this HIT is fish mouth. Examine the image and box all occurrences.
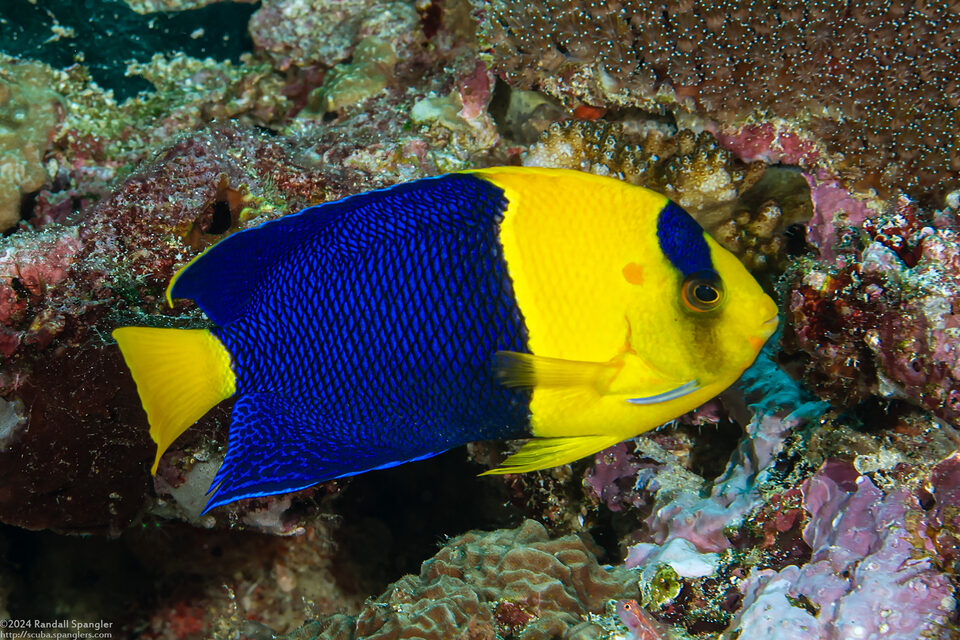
[749,314,779,348]
[760,314,779,338]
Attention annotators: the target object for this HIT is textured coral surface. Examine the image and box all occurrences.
[476,0,960,200]
[0,58,61,231]
[285,520,637,640]
[1,0,960,637]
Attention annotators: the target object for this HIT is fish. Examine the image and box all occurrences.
[615,600,667,640]
[113,166,778,512]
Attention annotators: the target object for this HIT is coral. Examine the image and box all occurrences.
[309,37,398,114]
[54,53,291,165]
[410,60,500,151]
[0,127,334,533]
[0,57,61,232]
[250,0,418,70]
[727,460,956,639]
[783,197,960,422]
[282,519,638,640]
[0,0,498,536]
[522,120,812,271]
[476,0,960,200]
[925,453,960,572]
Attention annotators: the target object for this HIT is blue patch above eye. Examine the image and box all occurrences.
[656,201,714,277]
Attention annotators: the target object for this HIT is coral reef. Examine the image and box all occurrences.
[282,520,638,640]
[250,0,419,70]
[727,460,955,639]
[572,345,960,636]
[309,37,399,114]
[0,0,493,536]
[2,0,960,638]
[783,195,960,423]
[0,57,61,232]
[476,0,960,200]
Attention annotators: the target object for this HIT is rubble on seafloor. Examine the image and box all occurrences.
[0,0,959,638]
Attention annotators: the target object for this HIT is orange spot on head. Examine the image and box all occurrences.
[622,262,644,285]
[749,336,765,351]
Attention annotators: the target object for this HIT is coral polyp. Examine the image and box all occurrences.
[476,0,960,200]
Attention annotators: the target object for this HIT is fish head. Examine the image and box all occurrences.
[624,232,778,391]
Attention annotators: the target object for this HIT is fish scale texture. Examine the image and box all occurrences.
[196,174,531,507]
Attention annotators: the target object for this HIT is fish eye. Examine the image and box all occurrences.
[681,271,724,312]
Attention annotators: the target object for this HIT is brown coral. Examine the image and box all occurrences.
[287,519,638,640]
[477,1,960,201]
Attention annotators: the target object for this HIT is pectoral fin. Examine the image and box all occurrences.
[495,350,698,405]
[494,351,612,391]
[481,434,622,474]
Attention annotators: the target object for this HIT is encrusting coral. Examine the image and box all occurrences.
[0,57,61,232]
[476,0,960,201]
[782,195,960,423]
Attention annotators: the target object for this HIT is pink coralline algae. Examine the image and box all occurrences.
[639,410,802,554]
[802,172,875,260]
[784,197,960,422]
[0,230,83,357]
[711,121,822,168]
[728,460,956,639]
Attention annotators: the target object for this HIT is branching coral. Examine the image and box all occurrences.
[476,0,960,200]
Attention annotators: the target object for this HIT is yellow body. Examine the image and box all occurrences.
[470,167,778,472]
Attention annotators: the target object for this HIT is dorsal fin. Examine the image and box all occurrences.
[168,174,500,326]
[167,211,309,325]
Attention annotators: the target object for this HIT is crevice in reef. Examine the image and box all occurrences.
[331,448,522,597]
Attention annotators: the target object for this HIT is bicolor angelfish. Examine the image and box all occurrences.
[114,167,778,512]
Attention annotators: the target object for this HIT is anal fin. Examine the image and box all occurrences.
[205,393,445,512]
[480,435,620,475]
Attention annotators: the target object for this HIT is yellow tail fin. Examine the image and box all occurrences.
[113,327,236,473]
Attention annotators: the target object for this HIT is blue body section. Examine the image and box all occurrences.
[172,174,531,510]
[656,201,714,276]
